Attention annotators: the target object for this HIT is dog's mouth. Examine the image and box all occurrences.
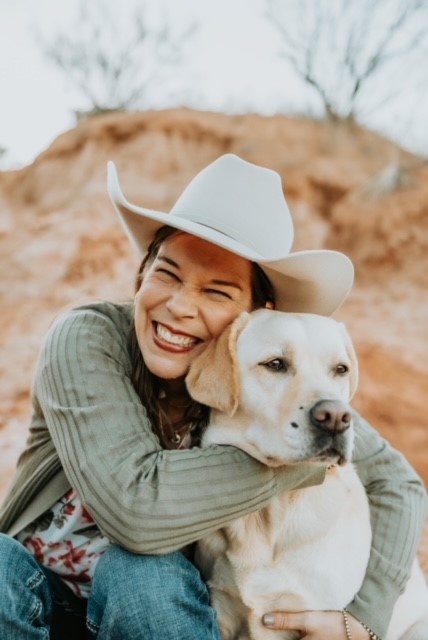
[287,433,351,467]
[239,423,353,468]
[311,446,348,466]
[305,428,353,467]
[263,444,349,468]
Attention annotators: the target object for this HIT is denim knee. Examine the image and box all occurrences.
[87,545,220,640]
[0,533,53,639]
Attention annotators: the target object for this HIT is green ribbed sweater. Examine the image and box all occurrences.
[0,301,426,637]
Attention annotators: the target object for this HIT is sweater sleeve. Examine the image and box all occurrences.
[346,413,427,638]
[33,304,325,554]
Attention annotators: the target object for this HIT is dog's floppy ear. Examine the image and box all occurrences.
[338,323,359,400]
[186,312,250,416]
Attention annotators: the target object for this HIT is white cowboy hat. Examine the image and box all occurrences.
[107,154,353,315]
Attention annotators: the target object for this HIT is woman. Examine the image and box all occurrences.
[0,154,425,640]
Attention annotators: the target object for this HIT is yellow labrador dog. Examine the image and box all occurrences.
[186,310,428,640]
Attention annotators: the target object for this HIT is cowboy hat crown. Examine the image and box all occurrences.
[107,154,353,315]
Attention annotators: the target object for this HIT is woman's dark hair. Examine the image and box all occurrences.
[128,225,276,448]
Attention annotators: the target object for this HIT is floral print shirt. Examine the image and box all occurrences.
[16,488,110,598]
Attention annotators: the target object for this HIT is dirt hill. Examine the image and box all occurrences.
[0,108,427,570]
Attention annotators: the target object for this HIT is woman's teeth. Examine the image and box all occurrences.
[156,323,198,347]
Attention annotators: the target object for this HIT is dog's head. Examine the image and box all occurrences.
[186,309,359,467]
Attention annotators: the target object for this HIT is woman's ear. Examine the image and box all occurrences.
[186,312,250,416]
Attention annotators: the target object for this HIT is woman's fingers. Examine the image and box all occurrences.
[262,610,370,638]
[263,611,307,631]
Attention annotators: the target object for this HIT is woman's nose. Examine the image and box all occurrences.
[166,287,198,317]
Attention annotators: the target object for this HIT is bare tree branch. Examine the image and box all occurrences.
[265,0,428,123]
[39,0,198,118]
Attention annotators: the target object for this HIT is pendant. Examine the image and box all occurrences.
[171,432,182,444]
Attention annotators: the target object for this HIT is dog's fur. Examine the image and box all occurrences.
[186,309,428,640]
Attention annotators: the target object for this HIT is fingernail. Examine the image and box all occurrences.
[263,614,275,626]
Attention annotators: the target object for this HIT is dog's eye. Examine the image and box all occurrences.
[262,358,289,372]
[335,363,349,376]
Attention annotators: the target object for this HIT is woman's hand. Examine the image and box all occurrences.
[262,609,371,639]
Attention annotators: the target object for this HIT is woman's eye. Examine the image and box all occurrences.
[155,268,179,281]
[205,289,232,300]
[335,363,349,375]
[262,358,289,372]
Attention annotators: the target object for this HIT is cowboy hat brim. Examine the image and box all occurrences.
[107,161,353,315]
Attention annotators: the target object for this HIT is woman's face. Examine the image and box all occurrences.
[134,233,253,381]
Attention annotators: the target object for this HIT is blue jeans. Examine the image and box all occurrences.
[0,533,221,639]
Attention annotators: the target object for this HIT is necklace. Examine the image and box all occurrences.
[156,390,195,449]
[158,407,195,450]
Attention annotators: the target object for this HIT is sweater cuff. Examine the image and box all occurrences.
[345,571,400,638]
[275,465,326,493]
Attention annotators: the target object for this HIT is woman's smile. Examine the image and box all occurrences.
[153,322,203,352]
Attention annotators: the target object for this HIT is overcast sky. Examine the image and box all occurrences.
[1,0,427,168]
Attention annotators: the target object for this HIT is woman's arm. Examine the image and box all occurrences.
[347,412,427,637]
[33,302,325,554]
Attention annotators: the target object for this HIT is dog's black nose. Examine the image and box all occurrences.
[309,400,351,433]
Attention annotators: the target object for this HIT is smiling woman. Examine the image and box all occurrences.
[0,154,426,640]
[127,224,276,451]
[130,229,256,449]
